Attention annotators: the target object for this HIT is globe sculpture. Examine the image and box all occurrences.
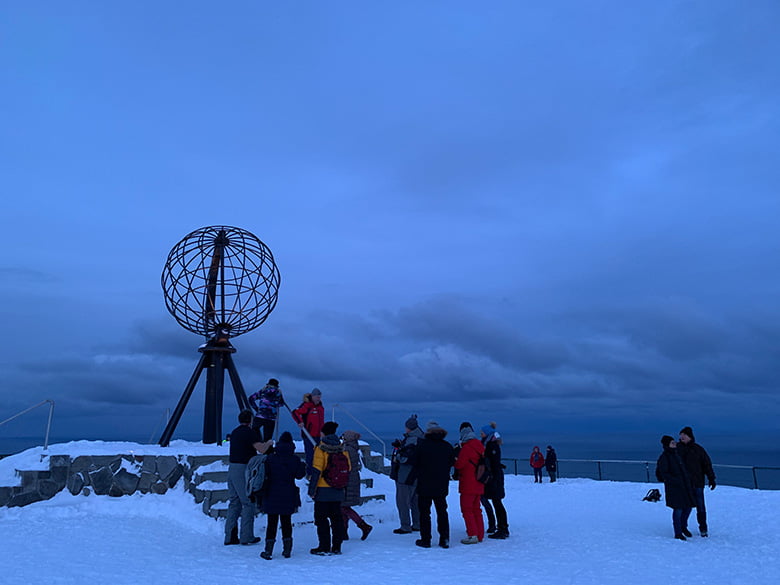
[158,226,280,446]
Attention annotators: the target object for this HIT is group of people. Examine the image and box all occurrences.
[529,445,557,483]
[390,416,511,548]
[224,381,373,559]
[655,426,717,540]
[228,378,718,555]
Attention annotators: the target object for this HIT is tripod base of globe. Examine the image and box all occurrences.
[158,338,251,447]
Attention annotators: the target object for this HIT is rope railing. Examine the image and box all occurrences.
[331,403,387,462]
[0,400,56,451]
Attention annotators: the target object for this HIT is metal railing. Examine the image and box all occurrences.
[500,457,780,491]
[147,408,171,444]
[331,403,387,462]
[0,400,56,451]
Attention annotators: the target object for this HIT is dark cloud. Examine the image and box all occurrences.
[1,1,779,445]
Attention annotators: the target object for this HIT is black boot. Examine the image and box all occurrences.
[489,525,510,539]
[224,525,240,546]
[282,538,293,558]
[260,539,275,560]
[358,521,373,541]
[331,540,342,555]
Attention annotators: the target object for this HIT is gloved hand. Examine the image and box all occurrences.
[709,479,716,490]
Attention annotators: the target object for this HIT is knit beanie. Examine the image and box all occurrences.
[426,420,441,432]
[679,426,695,441]
[481,424,497,440]
[405,414,419,430]
[311,387,322,396]
[661,435,674,448]
[268,378,280,387]
[460,426,477,444]
[278,431,293,443]
[459,421,473,432]
[321,421,339,436]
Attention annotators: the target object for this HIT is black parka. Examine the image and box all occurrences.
[655,447,696,510]
[413,428,456,498]
[483,438,506,500]
[677,441,716,489]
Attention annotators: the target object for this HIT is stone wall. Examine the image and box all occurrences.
[0,454,212,508]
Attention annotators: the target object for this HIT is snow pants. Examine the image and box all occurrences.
[459,493,484,541]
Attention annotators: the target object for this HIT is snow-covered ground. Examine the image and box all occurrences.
[1,441,778,585]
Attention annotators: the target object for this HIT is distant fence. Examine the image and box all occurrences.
[501,458,780,491]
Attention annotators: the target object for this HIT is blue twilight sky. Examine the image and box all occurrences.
[1,1,779,445]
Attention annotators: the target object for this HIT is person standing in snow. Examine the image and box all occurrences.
[480,422,509,539]
[292,388,325,476]
[677,426,716,537]
[545,445,558,483]
[309,421,351,555]
[530,446,545,483]
[412,420,455,549]
[260,431,306,560]
[655,435,696,540]
[248,378,284,442]
[340,430,373,541]
[390,414,424,534]
[225,409,271,546]
[454,424,486,544]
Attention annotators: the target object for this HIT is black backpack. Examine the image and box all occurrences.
[642,488,662,502]
[475,455,492,484]
[322,450,350,489]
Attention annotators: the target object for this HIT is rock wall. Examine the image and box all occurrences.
[0,454,216,508]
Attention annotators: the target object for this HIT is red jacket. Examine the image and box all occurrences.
[292,400,325,438]
[530,447,545,469]
[454,438,485,495]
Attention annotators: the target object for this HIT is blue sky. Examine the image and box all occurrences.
[1,1,779,445]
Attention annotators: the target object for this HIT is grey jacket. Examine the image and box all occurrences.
[396,427,424,485]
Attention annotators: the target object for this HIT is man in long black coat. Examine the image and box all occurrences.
[677,426,716,537]
[412,421,455,549]
[655,435,696,540]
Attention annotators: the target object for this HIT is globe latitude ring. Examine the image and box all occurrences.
[161,225,281,339]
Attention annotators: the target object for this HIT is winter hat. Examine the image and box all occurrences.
[311,387,322,396]
[459,426,477,444]
[459,421,474,431]
[426,420,442,432]
[341,429,361,443]
[679,426,695,441]
[268,378,280,387]
[278,431,293,444]
[546,445,554,450]
[238,409,253,424]
[321,421,339,436]
[405,414,419,430]
[481,422,497,440]
[661,435,675,448]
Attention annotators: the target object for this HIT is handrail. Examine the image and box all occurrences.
[0,400,56,450]
[331,403,387,462]
[500,457,780,490]
[147,408,171,444]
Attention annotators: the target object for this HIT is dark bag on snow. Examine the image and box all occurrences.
[642,488,662,502]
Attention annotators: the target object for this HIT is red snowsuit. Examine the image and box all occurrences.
[454,438,485,541]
